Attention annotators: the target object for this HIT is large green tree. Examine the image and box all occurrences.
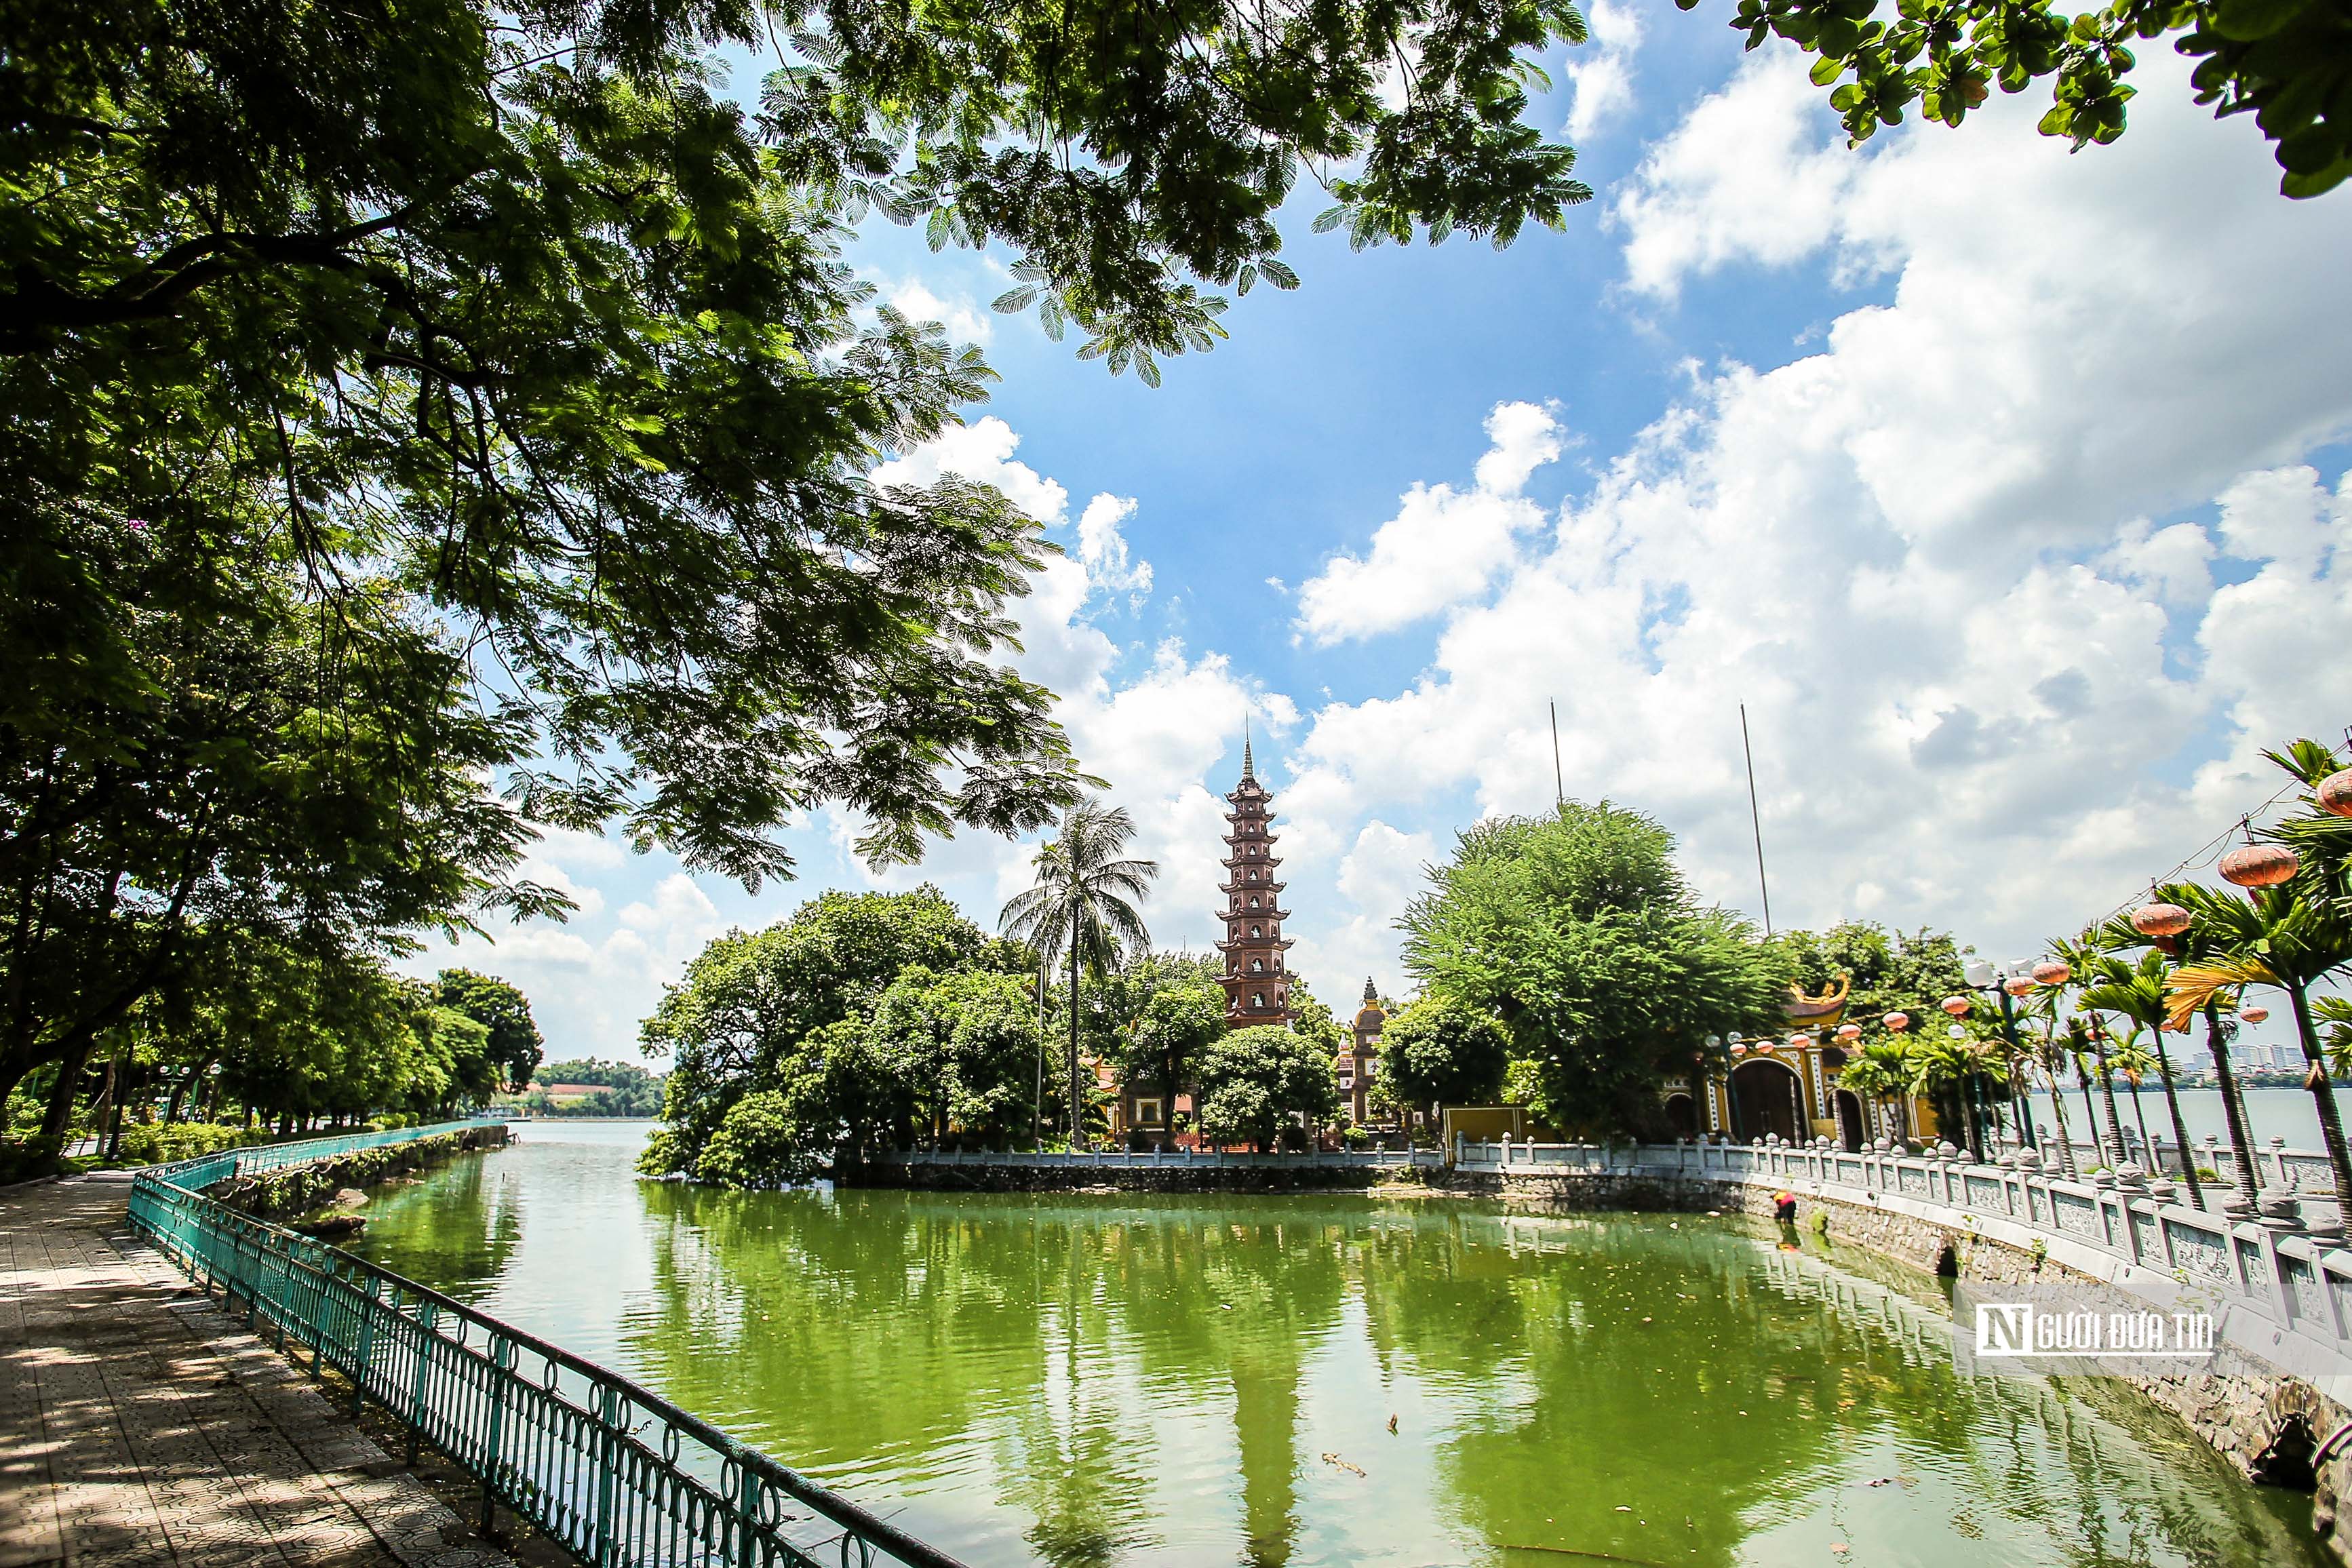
[1379,998,1512,1118]
[638,884,1017,1175]
[1101,956,1228,1125]
[1399,801,1786,1137]
[1686,0,2352,198]
[435,969,545,1092]
[0,534,532,1128]
[4,0,1592,881]
[1193,1024,1339,1152]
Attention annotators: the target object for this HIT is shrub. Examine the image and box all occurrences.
[116,1122,269,1165]
[0,1135,63,1184]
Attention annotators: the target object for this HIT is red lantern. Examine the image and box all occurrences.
[1941,995,1972,1017]
[2319,768,2352,819]
[1757,1039,1776,1054]
[2031,960,2070,986]
[2131,902,2191,939]
[2004,977,2034,997]
[1837,1023,1862,1042]
[1788,1034,1812,1051]
[2219,841,2298,888]
[1882,1011,1910,1032]
[2241,1005,2270,1025]
[1730,1042,1748,1056]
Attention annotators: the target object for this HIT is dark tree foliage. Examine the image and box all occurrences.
[436,968,547,1091]
[0,528,532,1119]
[4,0,1588,1137]
[1193,1023,1338,1151]
[1092,950,1226,1103]
[1690,0,2352,198]
[1379,998,1511,1112]
[637,885,1021,1174]
[1764,921,1972,1030]
[1399,801,1786,1137]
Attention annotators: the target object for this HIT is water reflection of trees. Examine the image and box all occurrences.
[622,1189,1352,1568]
[347,1151,523,1299]
[578,1185,2319,1568]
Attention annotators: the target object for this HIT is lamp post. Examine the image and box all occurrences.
[1714,1033,1748,1141]
[1956,960,2040,1157]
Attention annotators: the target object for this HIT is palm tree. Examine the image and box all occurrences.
[1904,1033,2007,1158]
[2165,878,2352,1219]
[2014,977,2083,1177]
[2106,1027,2159,1169]
[1836,1042,1907,1142]
[2076,943,2206,1208]
[999,800,1156,1151]
[2088,1020,2144,1166]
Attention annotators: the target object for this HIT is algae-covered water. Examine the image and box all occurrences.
[351,1121,2326,1568]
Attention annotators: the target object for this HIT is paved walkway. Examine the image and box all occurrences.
[1,1173,516,1568]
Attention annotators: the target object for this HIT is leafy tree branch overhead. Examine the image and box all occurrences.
[1686,0,2352,197]
[1,0,1590,1105]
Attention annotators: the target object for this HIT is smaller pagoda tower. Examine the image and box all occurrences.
[1214,732,1295,1025]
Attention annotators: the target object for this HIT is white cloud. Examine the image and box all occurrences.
[1564,0,1644,142]
[1277,45,2352,974]
[871,415,1068,526]
[1613,50,1856,299]
[1075,493,1153,600]
[1293,401,1564,644]
[2104,519,2215,606]
[880,277,994,345]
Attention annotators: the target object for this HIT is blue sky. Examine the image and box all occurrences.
[406,5,2352,1064]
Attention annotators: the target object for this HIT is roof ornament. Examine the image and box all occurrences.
[1363,976,1378,1003]
[1242,712,1254,780]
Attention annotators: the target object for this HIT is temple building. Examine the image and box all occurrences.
[1663,977,1942,1150]
[1215,738,1296,1025]
[1338,979,1386,1125]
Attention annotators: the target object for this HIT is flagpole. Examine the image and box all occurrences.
[1740,703,1773,938]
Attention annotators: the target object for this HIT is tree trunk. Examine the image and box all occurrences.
[1067,909,1083,1152]
[2288,982,2352,1219]
[2126,1081,2153,1168]
[2091,1036,2129,1169]
[2203,1005,2264,1200]
[2073,1057,2102,1167]
[2041,1064,2079,1179]
[41,1036,98,1139]
[2149,1033,2203,1209]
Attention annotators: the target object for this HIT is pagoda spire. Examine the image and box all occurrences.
[1214,736,1293,1025]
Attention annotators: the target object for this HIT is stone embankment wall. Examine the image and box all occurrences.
[208,1124,509,1221]
[856,1160,1424,1195]
[1469,1165,2347,1560]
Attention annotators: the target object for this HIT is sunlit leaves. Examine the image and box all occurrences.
[1698,0,2352,197]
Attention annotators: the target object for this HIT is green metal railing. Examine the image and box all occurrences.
[128,1120,968,1568]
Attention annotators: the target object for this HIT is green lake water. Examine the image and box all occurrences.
[351,1121,2326,1568]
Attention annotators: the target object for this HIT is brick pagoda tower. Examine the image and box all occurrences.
[1215,732,1296,1025]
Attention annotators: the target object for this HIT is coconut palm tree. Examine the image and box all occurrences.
[2076,943,2206,1207]
[1904,1032,2007,1158]
[999,800,1156,1150]
[2164,879,2352,1220]
[2106,1027,2159,1169]
[2014,974,2083,1176]
[1836,1041,1908,1142]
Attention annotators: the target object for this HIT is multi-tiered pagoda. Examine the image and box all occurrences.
[1215,736,1295,1025]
